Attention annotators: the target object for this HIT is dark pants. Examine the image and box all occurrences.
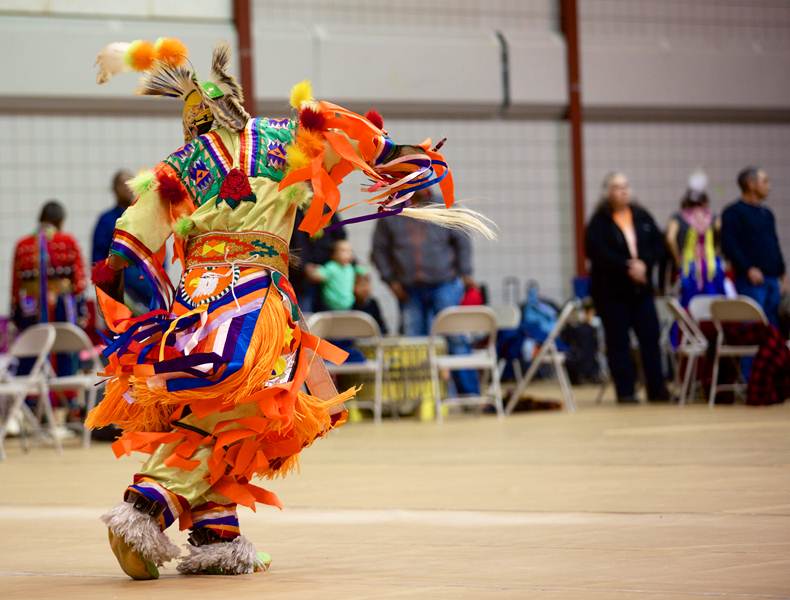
[596,293,665,400]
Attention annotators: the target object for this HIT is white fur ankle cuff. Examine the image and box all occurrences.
[101,502,180,566]
[177,535,261,575]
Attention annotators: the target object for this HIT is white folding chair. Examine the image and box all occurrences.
[0,324,58,460]
[708,297,767,407]
[429,306,504,422]
[655,297,678,383]
[490,304,523,385]
[46,323,104,448]
[308,311,385,424]
[688,294,726,323]
[666,298,709,405]
[506,300,578,414]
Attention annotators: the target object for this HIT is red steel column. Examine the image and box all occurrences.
[233,0,256,115]
[561,0,587,276]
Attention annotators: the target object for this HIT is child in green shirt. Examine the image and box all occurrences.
[309,240,368,310]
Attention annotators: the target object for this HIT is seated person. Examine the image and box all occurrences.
[308,240,369,362]
[307,240,368,311]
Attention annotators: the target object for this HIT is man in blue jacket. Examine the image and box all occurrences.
[721,167,787,326]
[92,170,155,311]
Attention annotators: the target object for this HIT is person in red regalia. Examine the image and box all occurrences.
[11,200,87,331]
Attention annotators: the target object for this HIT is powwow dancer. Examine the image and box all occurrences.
[88,38,494,579]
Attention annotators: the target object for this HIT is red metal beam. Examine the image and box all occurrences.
[561,0,587,276]
[233,0,255,115]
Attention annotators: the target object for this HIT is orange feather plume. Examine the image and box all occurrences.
[154,37,188,67]
[295,128,325,158]
[126,40,156,71]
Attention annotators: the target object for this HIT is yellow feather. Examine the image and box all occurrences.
[289,79,313,109]
[285,144,310,171]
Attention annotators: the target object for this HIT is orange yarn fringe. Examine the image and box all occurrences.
[88,291,285,431]
[87,289,352,485]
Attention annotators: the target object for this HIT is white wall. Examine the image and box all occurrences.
[583,122,790,253]
[344,118,572,330]
[0,114,181,312]
[0,0,231,20]
[0,0,788,328]
[579,0,790,257]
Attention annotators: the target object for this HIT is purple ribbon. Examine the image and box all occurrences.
[325,204,405,232]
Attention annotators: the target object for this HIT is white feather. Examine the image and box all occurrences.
[400,205,497,240]
[95,42,131,84]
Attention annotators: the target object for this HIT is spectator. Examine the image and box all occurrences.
[289,209,347,313]
[721,167,787,327]
[12,200,87,331]
[585,172,669,403]
[371,189,478,395]
[11,200,87,385]
[665,170,727,306]
[92,170,154,310]
[307,240,368,311]
[353,272,388,334]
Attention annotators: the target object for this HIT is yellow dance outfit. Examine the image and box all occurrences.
[88,37,483,579]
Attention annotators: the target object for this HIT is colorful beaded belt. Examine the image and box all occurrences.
[185,230,289,275]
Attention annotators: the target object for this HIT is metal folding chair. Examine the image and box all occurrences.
[308,311,385,423]
[505,299,578,414]
[0,324,58,460]
[666,298,709,404]
[708,297,767,406]
[46,323,104,448]
[429,306,504,422]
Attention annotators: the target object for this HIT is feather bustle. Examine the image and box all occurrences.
[138,64,196,99]
[208,97,249,132]
[210,42,244,102]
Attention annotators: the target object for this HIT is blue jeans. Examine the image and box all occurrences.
[736,276,781,327]
[401,279,480,395]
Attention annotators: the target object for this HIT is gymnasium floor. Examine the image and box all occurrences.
[2,386,789,599]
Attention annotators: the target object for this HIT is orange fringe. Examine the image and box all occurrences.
[89,287,353,489]
[88,290,288,431]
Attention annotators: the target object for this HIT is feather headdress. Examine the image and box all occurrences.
[95,38,249,141]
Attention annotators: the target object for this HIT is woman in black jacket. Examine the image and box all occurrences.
[585,172,669,403]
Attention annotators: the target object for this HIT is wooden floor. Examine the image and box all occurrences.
[2,385,790,599]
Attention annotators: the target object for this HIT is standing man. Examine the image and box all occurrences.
[721,167,787,327]
[92,170,154,310]
[372,190,479,395]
